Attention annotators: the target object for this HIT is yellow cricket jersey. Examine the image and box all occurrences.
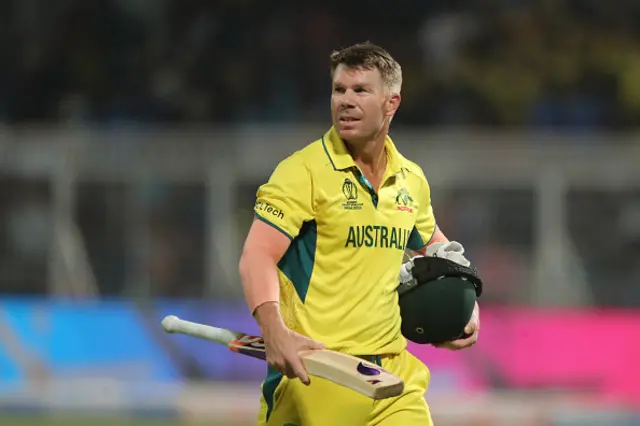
[253,127,436,356]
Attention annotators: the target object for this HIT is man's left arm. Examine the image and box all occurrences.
[403,179,480,350]
[410,225,450,255]
[413,227,480,350]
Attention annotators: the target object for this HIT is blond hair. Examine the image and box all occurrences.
[330,42,402,93]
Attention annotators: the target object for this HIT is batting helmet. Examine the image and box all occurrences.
[398,256,483,345]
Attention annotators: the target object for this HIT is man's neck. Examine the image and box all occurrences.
[344,131,387,171]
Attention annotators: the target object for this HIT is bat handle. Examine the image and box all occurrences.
[161,315,181,333]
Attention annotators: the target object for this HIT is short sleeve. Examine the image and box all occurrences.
[254,155,315,240]
[406,175,437,251]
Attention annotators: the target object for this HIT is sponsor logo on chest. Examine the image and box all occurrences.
[395,187,414,213]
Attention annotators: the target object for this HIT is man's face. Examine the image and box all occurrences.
[331,65,400,141]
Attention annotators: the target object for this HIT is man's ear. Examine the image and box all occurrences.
[386,93,401,117]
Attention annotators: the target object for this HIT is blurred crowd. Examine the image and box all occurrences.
[1,0,639,129]
[2,175,639,307]
[1,0,639,306]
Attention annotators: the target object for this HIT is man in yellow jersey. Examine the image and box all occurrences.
[238,42,480,426]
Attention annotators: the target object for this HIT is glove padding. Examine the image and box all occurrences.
[426,241,470,267]
[399,241,470,285]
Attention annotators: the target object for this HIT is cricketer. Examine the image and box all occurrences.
[238,42,480,426]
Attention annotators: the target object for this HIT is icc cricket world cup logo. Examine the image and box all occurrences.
[342,178,358,201]
[342,178,363,210]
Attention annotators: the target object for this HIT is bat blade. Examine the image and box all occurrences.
[161,315,404,400]
[299,350,405,400]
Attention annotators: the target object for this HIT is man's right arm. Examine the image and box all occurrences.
[238,217,291,329]
[239,217,325,383]
[238,155,324,383]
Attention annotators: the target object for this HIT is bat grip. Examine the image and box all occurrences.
[161,315,239,345]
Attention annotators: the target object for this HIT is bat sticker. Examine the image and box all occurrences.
[232,335,266,349]
[357,362,381,376]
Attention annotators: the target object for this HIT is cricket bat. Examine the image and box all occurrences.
[161,315,404,400]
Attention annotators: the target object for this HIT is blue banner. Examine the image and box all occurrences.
[0,298,267,390]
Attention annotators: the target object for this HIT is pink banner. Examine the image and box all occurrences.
[408,308,640,405]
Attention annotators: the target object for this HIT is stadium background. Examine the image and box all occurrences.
[1,0,640,425]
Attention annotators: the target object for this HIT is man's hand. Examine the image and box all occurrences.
[434,301,480,350]
[255,302,325,384]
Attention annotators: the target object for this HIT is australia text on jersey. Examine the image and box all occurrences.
[345,225,411,250]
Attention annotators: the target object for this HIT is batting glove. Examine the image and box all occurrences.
[398,241,471,284]
[399,257,417,284]
[426,241,471,267]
